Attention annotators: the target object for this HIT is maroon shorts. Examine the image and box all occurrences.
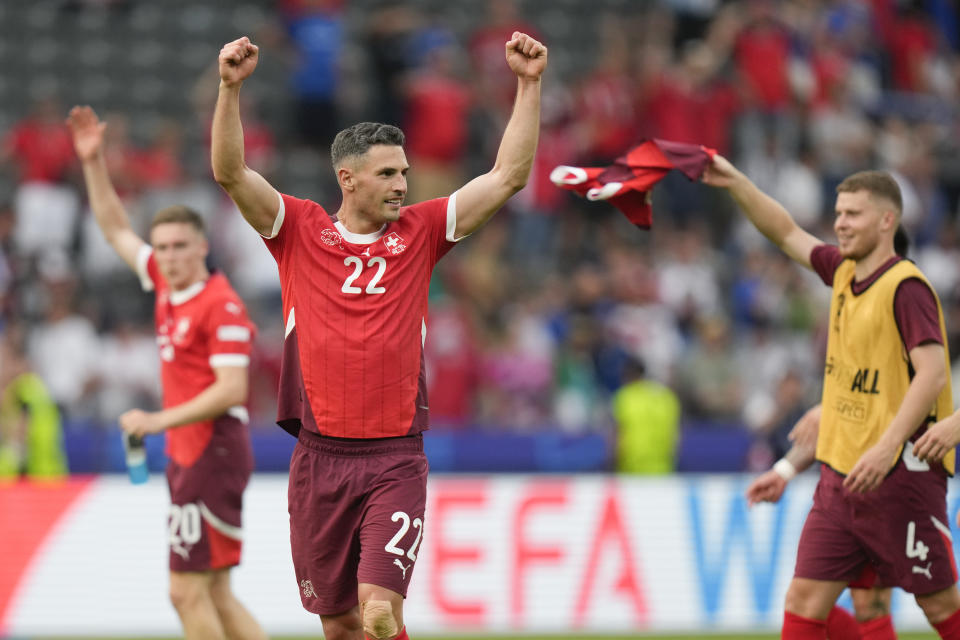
[288,430,428,615]
[795,460,957,594]
[166,416,253,572]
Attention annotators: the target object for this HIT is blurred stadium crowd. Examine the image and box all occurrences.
[1,0,959,472]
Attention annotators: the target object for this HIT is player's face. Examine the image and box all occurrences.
[833,190,883,260]
[352,145,409,224]
[149,222,209,291]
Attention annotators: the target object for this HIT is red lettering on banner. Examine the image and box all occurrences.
[0,477,96,635]
[511,481,568,626]
[574,485,648,628]
[429,482,488,625]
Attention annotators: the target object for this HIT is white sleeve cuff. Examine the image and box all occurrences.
[260,190,286,239]
[209,354,250,368]
[135,245,155,292]
[216,325,252,342]
[445,190,468,242]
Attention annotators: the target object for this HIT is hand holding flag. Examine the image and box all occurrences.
[551,139,716,228]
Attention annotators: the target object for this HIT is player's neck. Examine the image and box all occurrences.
[853,243,896,281]
[170,267,210,293]
[336,207,384,236]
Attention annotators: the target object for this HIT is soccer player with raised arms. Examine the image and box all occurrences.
[705,156,960,639]
[211,32,546,640]
[67,106,265,640]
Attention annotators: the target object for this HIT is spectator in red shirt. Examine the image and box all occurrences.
[3,97,75,185]
[403,32,471,203]
[733,0,792,112]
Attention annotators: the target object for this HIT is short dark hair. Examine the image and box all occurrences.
[151,205,206,233]
[330,122,405,168]
[836,170,903,216]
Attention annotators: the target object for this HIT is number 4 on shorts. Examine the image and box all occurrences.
[384,511,423,561]
[906,521,929,562]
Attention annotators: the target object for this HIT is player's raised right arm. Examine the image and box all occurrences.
[702,155,822,270]
[67,105,144,272]
[211,37,280,237]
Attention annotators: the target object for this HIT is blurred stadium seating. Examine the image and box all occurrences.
[1,0,959,474]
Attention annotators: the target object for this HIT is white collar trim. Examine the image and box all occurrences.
[169,279,207,305]
[335,220,386,244]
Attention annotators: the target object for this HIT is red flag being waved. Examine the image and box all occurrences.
[550,139,716,228]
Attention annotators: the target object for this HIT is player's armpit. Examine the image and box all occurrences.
[216,168,281,238]
[449,170,520,240]
[109,228,147,273]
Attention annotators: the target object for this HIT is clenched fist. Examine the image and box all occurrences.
[219,36,259,88]
[505,32,547,81]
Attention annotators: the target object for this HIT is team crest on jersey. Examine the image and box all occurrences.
[225,301,241,315]
[321,229,343,248]
[383,232,406,255]
[172,317,191,345]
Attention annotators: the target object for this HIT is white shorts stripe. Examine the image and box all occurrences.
[198,501,243,541]
[931,515,953,541]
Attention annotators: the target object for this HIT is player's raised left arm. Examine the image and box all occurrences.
[845,342,947,493]
[452,32,546,239]
[119,366,248,437]
[67,106,145,272]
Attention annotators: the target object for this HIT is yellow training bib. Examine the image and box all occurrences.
[817,259,953,475]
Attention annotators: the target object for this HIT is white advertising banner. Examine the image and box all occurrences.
[3,474,958,636]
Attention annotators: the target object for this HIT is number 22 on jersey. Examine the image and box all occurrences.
[341,256,387,295]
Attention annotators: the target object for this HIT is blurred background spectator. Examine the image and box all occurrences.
[1,0,959,473]
[612,356,680,474]
[0,324,67,481]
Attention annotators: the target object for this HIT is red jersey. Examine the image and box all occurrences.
[263,192,458,439]
[136,246,255,466]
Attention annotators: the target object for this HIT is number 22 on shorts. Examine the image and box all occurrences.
[384,511,423,561]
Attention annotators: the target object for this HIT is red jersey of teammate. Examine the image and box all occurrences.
[136,247,256,466]
[263,192,458,439]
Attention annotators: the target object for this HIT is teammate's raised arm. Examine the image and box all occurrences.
[702,154,822,269]
[452,32,547,239]
[211,36,281,237]
[67,105,145,271]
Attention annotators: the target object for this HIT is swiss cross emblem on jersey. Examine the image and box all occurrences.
[383,232,406,255]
